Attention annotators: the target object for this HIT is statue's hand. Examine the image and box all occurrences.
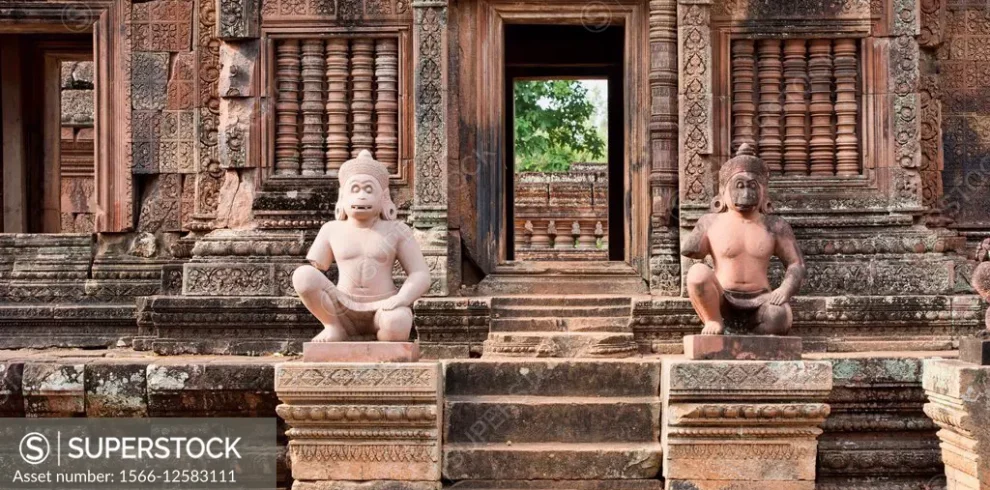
[766,287,789,306]
[379,295,407,311]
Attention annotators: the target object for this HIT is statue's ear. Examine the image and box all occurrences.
[381,190,398,221]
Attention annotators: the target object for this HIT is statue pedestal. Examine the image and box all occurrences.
[302,341,420,362]
[684,335,802,360]
[662,360,833,490]
[275,362,441,489]
[923,358,990,489]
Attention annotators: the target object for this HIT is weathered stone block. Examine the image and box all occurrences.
[147,362,277,416]
[22,362,86,417]
[276,362,442,482]
[923,358,990,489]
[218,0,260,39]
[293,482,440,490]
[219,98,256,169]
[85,361,148,417]
[213,169,256,228]
[219,41,259,97]
[444,359,661,397]
[132,52,169,111]
[0,362,24,416]
[442,444,661,480]
[61,89,94,125]
[959,337,990,365]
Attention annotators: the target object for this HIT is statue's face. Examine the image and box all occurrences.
[343,175,383,220]
[726,172,762,213]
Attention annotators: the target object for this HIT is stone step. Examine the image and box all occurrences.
[443,359,661,397]
[493,305,631,318]
[444,396,660,443]
[447,481,663,490]
[491,317,630,333]
[478,273,649,295]
[442,442,663,480]
[491,296,633,308]
[483,332,638,358]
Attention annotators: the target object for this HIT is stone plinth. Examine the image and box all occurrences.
[662,360,833,490]
[684,335,802,360]
[275,362,441,488]
[302,342,420,362]
[923,358,990,489]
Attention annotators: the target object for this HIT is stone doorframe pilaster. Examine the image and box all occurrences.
[452,0,651,278]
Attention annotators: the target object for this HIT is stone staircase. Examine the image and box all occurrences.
[441,359,663,483]
[483,295,639,358]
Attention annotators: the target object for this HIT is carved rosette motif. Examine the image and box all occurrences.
[678,1,714,207]
[275,362,441,482]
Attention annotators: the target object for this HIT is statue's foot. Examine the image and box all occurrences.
[701,321,724,335]
[312,326,348,342]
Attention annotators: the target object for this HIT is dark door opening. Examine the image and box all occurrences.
[1,34,94,233]
[504,24,625,262]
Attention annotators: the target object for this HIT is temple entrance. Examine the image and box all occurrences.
[1,34,95,233]
[504,24,625,262]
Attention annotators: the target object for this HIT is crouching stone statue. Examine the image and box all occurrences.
[681,144,806,336]
[292,150,432,343]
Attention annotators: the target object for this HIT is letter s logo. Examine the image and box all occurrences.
[19,433,50,465]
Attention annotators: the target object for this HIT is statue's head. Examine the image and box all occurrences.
[335,150,398,221]
[713,143,771,215]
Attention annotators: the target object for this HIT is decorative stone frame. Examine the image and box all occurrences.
[677,0,924,228]
[454,0,651,276]
[0,0,133,232]
[258,27,415,185]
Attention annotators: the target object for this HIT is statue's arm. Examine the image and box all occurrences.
[392,226,432,307]
[306,223,335,271]
[681,214,713,260]
[772,218,806,300]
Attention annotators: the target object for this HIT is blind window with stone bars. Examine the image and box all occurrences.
[272,36,401,177]
[730,38,861,177]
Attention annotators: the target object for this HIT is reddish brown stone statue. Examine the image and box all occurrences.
[292,150,432,343]
[681,144,806,336]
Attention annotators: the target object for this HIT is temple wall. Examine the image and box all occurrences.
[940,0,990,234]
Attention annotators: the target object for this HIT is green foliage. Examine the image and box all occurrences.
[513,80,607,173]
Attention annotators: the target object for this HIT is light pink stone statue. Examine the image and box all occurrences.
[292,150,431,342]
[681,144,806,336]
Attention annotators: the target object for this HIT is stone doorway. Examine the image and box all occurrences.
[1,34,95,233]
[504,24,625,262]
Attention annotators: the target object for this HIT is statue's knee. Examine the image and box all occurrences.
[376,307,413,341]
[292,265,326,296]
[686,263,714,290]
[760,303,792,333]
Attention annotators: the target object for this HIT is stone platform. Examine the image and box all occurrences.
[0,348,954,489]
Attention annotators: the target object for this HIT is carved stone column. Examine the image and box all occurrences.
[411,0,451,296]
[663,360,833,490]
[275,362,442,490]
[923,358,990,490]
[649,0,681,296]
